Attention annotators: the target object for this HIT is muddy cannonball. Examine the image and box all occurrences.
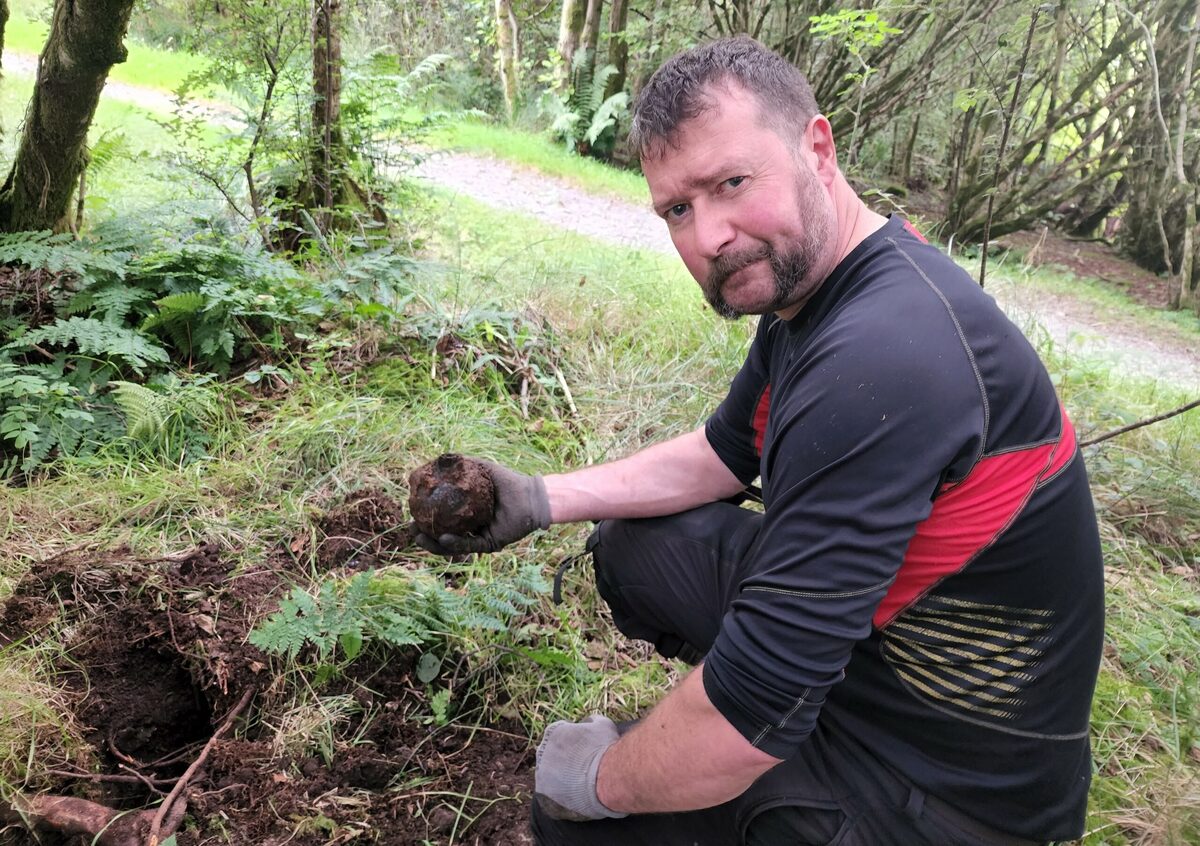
[407,454,496,537]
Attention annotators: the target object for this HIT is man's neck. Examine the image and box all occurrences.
[830,175,889,266]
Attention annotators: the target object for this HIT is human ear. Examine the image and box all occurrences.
[805,115,840,186]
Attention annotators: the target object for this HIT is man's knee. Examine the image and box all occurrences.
[586,517,646,588]
[585,516,707,663]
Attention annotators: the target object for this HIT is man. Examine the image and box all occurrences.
[419,36,1104,846]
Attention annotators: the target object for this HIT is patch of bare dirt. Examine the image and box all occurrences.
[0,541,535,846]
[315,487,415,569]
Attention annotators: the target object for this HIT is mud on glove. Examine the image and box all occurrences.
[415,459,551,555]
[534,714,628,822]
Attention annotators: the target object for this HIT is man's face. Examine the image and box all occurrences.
[642,84,836,320]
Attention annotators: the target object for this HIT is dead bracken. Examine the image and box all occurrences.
[407,454,496,537]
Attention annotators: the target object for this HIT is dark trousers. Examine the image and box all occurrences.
[531,504,1044,846]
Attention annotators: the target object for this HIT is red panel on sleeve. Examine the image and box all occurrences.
[873,406,1076,628]
[753,384,771,457]
[902,219,929,244]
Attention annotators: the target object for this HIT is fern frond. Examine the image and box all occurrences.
[66,285,154,323]
[109,380,168,440]
[87,130,130,175]
[152,291,208,321]
[0,231,125,285]
[585,91,629,146]
[586,64,619,115]
[14,317,169,375]
[406,53,453,85]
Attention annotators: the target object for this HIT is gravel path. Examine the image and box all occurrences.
[8,51,1197,393]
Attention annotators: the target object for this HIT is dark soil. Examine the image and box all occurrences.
[0,541,535,846]
[408,454,496,538]
[316,487,416,569]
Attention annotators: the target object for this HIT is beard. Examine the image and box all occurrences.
[702,172,832,320]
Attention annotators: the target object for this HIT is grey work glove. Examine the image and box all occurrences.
[415,459,551,555]
[534,714,628,822]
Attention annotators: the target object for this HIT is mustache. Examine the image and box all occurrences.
[707,244,773,288]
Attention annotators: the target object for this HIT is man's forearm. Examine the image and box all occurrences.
[543,426,746,524]
[594,666,780,814]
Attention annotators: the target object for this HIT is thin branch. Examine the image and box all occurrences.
[146,687,256,846]
[44,769,173,788]
[1080,398,1200,447]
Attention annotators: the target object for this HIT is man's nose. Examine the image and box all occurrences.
[692,207,736,259]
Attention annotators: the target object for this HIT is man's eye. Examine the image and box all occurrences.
[725,176,746,188]
[667,203,689,219]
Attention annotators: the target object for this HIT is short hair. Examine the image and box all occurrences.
[629,36,819,159]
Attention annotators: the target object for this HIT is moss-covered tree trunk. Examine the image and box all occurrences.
[0,0,134,233]
[310,0,344,233]
[495,0,518,121]
[0,0,10,70]
[603,0,628,102]
[555,0,584,93]
[580,0,603,58]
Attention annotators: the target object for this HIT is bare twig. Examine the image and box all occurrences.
[1080,398,1200,447]
[146,687,256,846]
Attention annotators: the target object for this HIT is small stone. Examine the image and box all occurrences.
[428,805,458,833]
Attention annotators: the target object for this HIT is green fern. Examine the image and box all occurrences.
[108,374,221,461]
[542,50,629,156]
[250,566,548,670]
[0,231,126,287]
[87,129,130,176]
[250,572,426,662]
[66,284,155,324]
[0,360,96,475]
[321,247,419,313]
[109,381,167,440]
[12,317,169,375]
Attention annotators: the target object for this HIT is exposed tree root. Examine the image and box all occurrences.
[1,688,256,846]
[147,685,256,846]
[0,794,186,846]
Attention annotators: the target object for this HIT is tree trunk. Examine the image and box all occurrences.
[311,0,344,232]
[495,0,518,120]
[629,0,664,101]
[0,0,9,69]
[603,0,629,101]
[555,0,584,91]
[1182,188,1198,311]
[0,0,135,232]
[581,0,603,58]
[1172,0,1200,308]
[901,113,920,185]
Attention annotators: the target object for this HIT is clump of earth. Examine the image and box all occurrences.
[408,454,496,537]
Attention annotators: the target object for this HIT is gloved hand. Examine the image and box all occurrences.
[414,459,551,555]
[534,714,628,822]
